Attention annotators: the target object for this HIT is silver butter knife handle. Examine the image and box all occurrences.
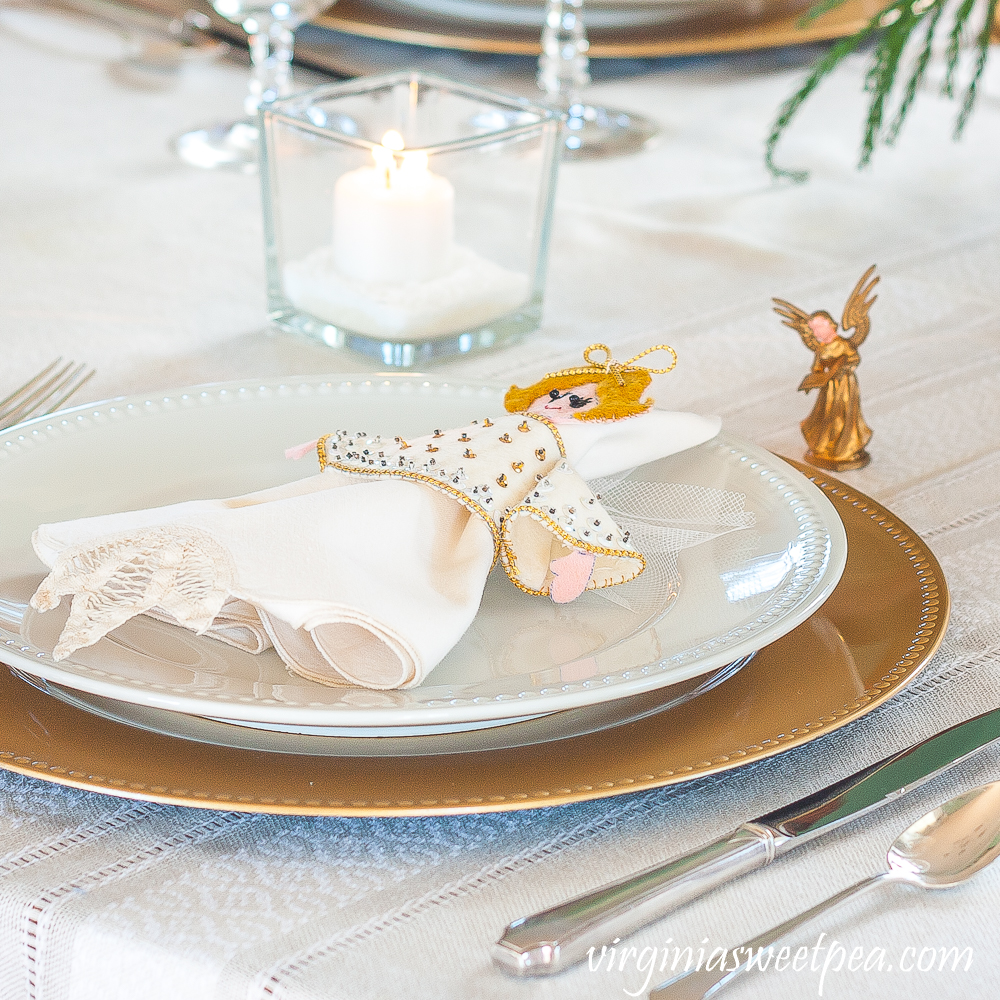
[648,873,887,1000]
[493,822,788,977]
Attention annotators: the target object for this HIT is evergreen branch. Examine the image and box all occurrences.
[797,0,855,24]
[886,2,946,144]
[943,0,976,97]
[860,5,918,164]
[764,25,879,180]
[956,0,999,133]
[766,0,997,180]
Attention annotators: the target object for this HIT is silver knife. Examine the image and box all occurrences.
[493,705,1000,976]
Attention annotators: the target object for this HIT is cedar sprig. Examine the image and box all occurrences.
[765,0,997,180]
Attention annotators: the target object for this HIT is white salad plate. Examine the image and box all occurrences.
[0,374,846,729]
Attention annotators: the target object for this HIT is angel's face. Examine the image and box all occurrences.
[809,314,839,344]
[527,383,599,423]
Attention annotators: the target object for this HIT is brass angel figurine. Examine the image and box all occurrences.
[773,266,878,471]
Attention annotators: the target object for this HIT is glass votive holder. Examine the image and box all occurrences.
[259,71,562,367]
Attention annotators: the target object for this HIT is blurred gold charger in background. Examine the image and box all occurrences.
[134,0,875,61]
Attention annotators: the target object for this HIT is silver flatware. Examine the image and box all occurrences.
[0,360,95,431]
[493,705,1000,976]
[650,779,1000,999]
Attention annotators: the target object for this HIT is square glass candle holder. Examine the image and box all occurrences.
[259,71,562,367]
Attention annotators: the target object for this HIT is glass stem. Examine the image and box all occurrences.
[537,0,590,111]
[245,21,295,117]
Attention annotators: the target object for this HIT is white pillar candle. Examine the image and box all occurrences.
[332,131,455,285]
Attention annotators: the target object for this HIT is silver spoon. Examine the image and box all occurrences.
[649,780,1000,1000]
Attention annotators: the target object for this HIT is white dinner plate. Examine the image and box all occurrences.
[0,374,846,728]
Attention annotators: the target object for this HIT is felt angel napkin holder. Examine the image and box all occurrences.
[29,345,754,690]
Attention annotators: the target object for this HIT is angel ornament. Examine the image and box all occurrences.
[773,266,878,472]
[27,344,752,691]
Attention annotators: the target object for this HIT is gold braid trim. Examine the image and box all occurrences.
[499,506,646,597]
[317,433,333,471]
[519,411,566,456]
[541,343,678,385]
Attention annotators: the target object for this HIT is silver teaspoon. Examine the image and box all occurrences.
[649,780,1000,1000]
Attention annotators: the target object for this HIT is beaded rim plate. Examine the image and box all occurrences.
[0,375,844,728]
[0,466,947,815]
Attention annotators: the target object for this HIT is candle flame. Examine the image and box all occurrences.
[371,131,428,189]
[372,130,428,188]
[372,132,407,187]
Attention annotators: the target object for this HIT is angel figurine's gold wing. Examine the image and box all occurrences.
[840,265,879,348]
[772,297,821,352]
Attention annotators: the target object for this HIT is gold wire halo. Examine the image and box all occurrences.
[543,344,678,386]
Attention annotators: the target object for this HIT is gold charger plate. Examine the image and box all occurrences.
[312,0,871,58]
[0,464,946,816]
[132,0,871,66]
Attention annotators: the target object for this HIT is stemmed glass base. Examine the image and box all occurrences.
[561,102,658,160]
[174,1,320,172]
[174,120,260,173]
[540,0,658,161]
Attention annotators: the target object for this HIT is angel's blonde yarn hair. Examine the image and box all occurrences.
[503,343,677,422]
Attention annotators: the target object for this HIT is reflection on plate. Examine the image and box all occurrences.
[18,655,751,756]
[0,376,845,728]
[0,466,948,814]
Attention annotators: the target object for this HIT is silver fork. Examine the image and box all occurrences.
[0,360,96,431]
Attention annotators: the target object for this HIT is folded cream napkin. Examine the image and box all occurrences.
[30,409,727,689]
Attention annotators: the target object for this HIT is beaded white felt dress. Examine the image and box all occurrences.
[316,412,647,597]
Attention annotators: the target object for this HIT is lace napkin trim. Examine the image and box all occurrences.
[30,525,235,661]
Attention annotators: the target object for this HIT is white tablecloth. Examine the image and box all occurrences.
[3,8,1000,997]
